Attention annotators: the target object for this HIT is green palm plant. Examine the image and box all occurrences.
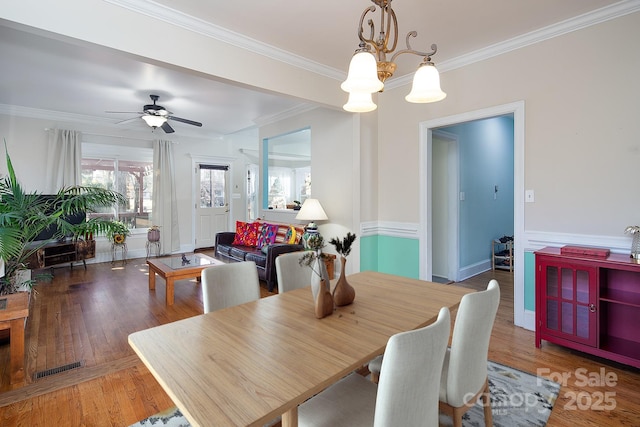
[0,142,126,294]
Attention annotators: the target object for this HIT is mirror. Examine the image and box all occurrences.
[262,128,311,210]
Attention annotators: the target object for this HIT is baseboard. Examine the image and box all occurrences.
[458,259,492,281]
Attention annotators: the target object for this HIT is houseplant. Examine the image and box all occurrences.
[106,220,130,244]
[328,232,357,306]
[299,234,333,318]
[0,143,126,294]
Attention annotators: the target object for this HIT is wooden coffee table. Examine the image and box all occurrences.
[146,253,223,306]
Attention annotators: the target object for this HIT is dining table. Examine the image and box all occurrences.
[128,271,474,427]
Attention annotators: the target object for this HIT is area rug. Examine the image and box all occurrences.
[130,361,560,427]
[440,361,561,427]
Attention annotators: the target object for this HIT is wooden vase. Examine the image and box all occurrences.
[333,256,355,306]
[314,279,334,319]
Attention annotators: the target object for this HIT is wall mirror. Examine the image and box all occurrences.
[262,127,311,210]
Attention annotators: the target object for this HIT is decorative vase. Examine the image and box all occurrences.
[632,232,640,260]
[311,256,333,319]
[310,255,330,300]
[148,229,160,242]
[314,279,334,319]
[113,233,126,244]
[333,256,355,306]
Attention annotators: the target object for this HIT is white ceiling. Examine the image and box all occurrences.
[0,0,629,139]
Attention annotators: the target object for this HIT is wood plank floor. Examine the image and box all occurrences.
[0,258,638,426]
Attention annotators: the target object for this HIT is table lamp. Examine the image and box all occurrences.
[296,199,328,248]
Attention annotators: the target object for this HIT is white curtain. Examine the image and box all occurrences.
[153,140,180,254]
[45,129,82,192]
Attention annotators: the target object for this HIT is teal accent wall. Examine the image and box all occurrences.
[360,235,379,271]
[524,251,535,311]
[360,235,420,279]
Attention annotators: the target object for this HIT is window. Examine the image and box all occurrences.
[81,144,153,231]
[199,165,227,208]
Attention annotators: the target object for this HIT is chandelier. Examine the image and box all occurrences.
[342,0,446,112]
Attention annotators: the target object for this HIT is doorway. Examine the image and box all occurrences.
[194,163,230,249]
[419,101,526,327]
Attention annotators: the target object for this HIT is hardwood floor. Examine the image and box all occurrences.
[0,260,638,426]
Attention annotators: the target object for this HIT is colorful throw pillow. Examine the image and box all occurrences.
[284,226,297,244]
[274,225,290,243]
[232,221,259,247]
[256,223,278,249]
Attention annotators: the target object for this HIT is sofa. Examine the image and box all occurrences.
[214,220,306,292]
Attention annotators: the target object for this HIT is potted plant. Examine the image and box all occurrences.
[0,143,126,294]
[299,234,333,318]
[106,220,130,244]
[328,232,357,306]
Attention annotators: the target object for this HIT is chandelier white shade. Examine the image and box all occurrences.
[341,51,384,93]
[343,91,377,113]
[405,61,447,103]
[341,0,446,112]
[141,114,167,128]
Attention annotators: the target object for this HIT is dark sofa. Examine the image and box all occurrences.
[214,232,304,292]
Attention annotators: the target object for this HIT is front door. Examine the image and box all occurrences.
[195,164,229,249]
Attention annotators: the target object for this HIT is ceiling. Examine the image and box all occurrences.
[0,0,626,140]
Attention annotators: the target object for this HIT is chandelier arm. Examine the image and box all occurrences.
[389,40,438,63]
[381,4,398,55]
[357,6,377,47]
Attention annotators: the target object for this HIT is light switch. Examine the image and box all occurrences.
[525,190,535,203]
[460,192,465,201]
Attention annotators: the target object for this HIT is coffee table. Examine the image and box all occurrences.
[146,253,223,306]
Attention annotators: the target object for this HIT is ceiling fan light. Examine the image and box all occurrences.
[343,91,377,113]
[341,51,384,94]
[141,114,168,128]
[405,62,447,103]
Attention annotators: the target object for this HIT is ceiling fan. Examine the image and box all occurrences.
[108,94,202,133]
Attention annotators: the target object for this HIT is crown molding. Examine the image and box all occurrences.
[104,0,640,91]
[103,0,345,81]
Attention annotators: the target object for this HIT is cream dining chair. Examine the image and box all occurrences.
[297,307,451,427]
[201,261,261,313]
[369,279,501,426]
[439,279,500,427]
[275,251,312,293]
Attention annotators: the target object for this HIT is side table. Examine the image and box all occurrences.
[112,242,128,264]
[0,292,29,383]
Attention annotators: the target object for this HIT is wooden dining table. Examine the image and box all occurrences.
[128,271,473,427]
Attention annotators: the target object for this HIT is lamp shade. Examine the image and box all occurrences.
[341,51,384,94]
[343,91,377,113]
[296,199,328,222]
[405,62,447,103]
[141,114,167,128]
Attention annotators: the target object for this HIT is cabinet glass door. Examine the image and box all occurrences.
[541,261,597,347]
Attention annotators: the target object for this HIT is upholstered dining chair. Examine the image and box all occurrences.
[438,279,500,427]
[201,261,261,313]
[367,279,500,427]
[275,251,312,294]
[297,307,451,427]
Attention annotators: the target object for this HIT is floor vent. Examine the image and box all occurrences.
[34,360,84,380]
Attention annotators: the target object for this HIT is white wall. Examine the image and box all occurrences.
[377,12,640,239]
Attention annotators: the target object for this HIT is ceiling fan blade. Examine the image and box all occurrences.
[161,121,175,133]
[170,116,202,127]
[115,116,141,125]
[106,111,144,114]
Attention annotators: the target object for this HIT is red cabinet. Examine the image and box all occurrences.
[536,247,640,369]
